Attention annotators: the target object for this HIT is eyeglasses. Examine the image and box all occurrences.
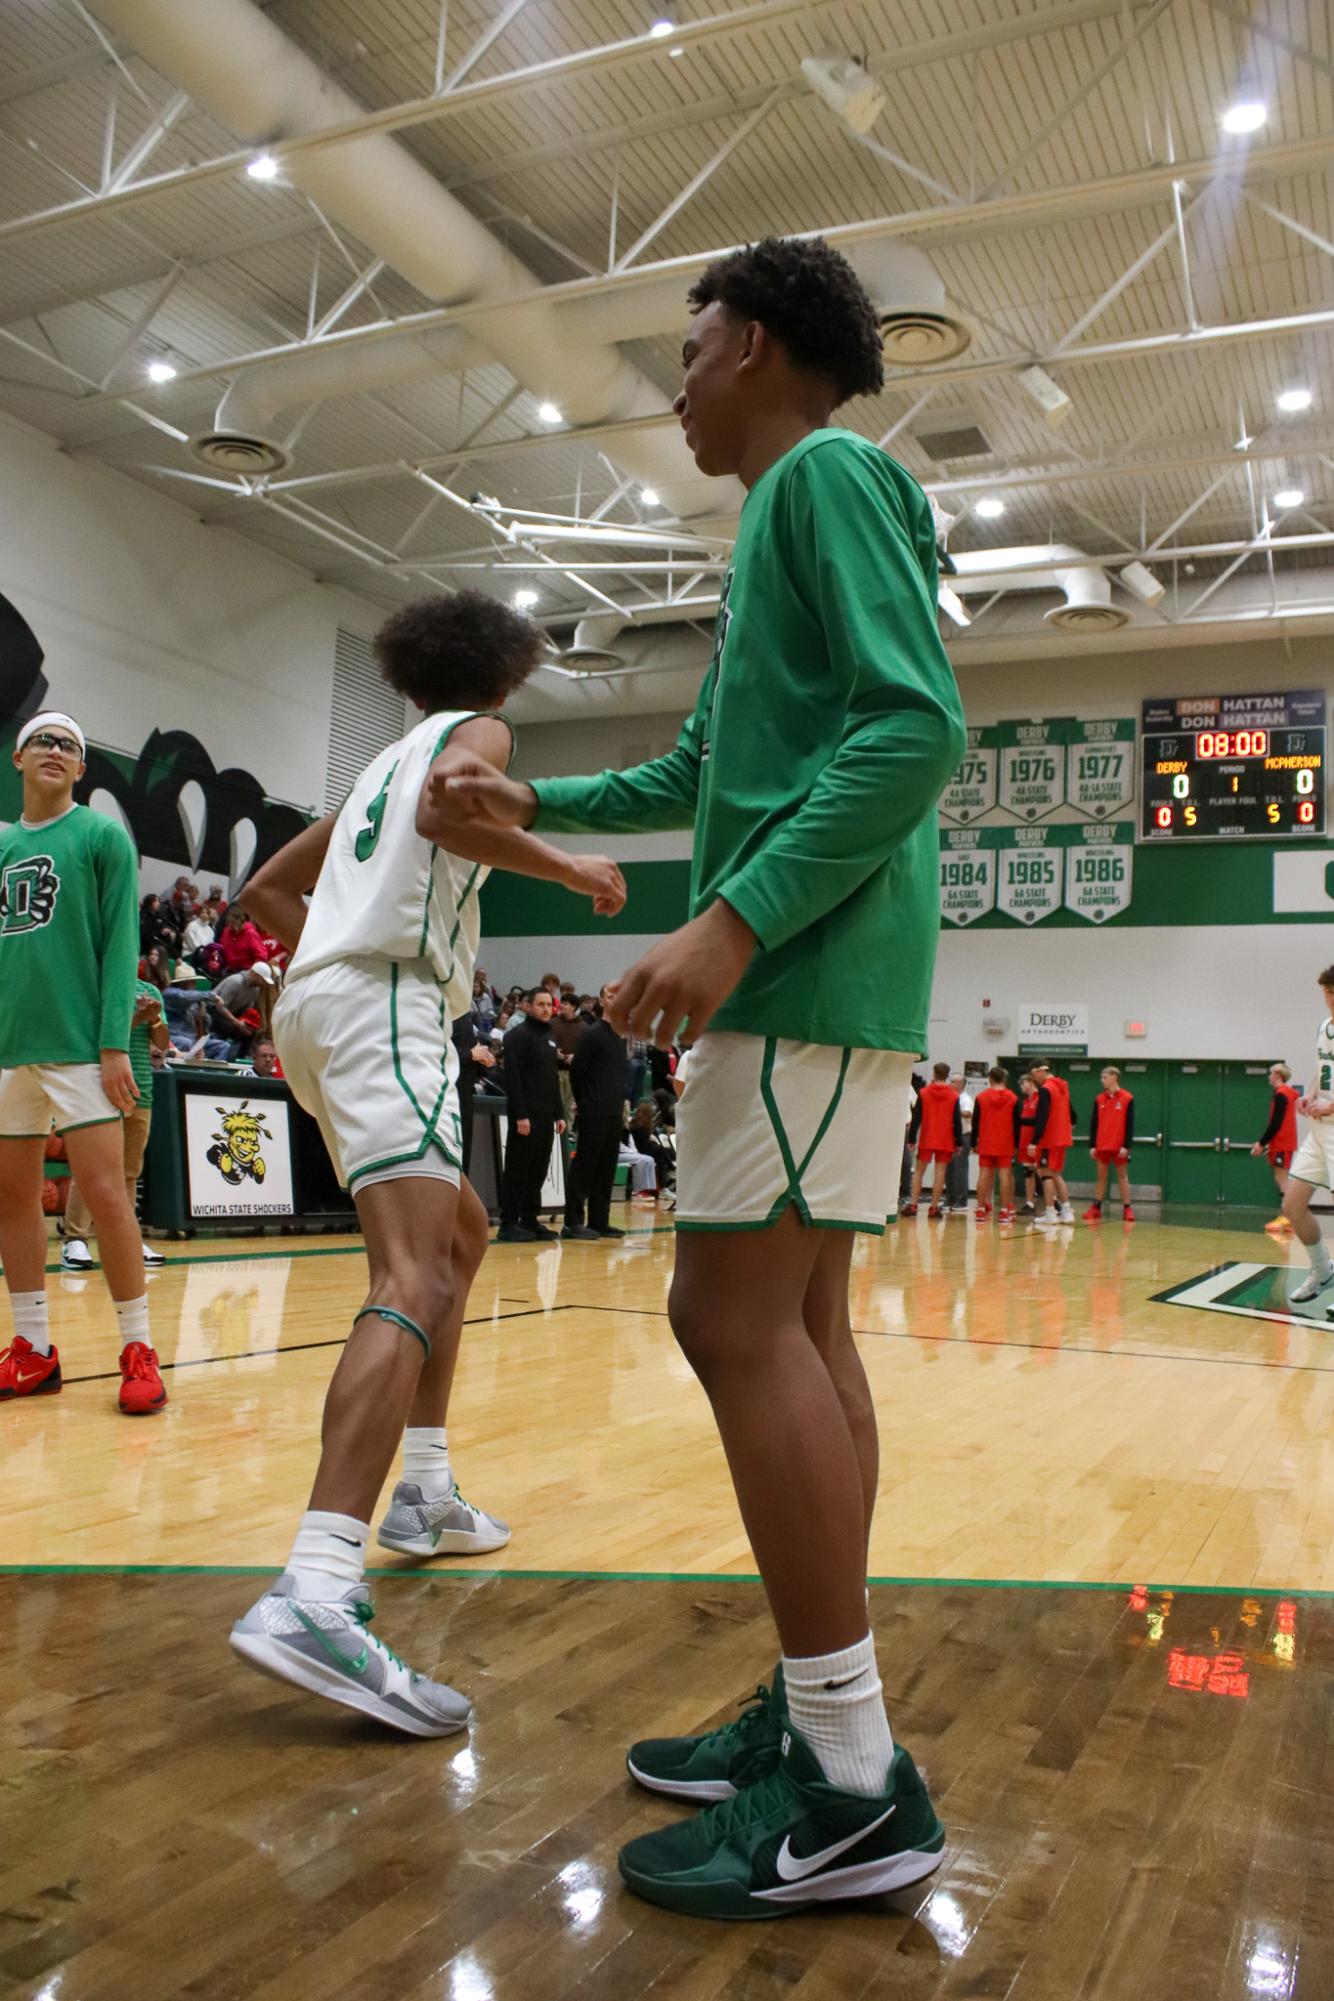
[25,732,82,758]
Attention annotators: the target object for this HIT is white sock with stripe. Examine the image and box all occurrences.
[782,1634,894,1797]
[402,1426,453,1499]
[12,1291,50,1357]
[286,1510,369,1600]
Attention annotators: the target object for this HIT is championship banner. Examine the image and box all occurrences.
[939,826,999,927]
[1066,718,1136,819]
[997,717,1070,821]
[996,825,1064,925]
[1064,821,1134,923]
[939,725,999,825]
[183,1092,296,1218]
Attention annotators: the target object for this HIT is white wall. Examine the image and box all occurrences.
[0,413,380,820]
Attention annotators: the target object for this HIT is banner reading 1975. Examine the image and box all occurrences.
[939,725,999,825]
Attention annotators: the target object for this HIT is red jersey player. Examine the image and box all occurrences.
[1252,1062,1299,1235]
[1030,1061,1075,1224]
[1084,1066,1136,1222]
[971,1065,1020,1222]
[903,1061,962,1218]
[1016,1072,1039,1213]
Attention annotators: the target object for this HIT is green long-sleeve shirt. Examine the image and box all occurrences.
[533,430,966,1052]
[0,804,140,1067]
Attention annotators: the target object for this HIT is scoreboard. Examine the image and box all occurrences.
[1139,690,1326,842]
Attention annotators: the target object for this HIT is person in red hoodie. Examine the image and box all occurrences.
[903,1061,961,1218]
[218,902,271,974]
[1030,1061,1075,1224]
[1252,1062,1299,1235]
[971,1065,1020,1222]
[1084,1066,1136,1223]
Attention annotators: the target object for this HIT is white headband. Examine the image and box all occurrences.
[17,712,86,757]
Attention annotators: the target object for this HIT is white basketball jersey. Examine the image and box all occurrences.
[1316,1016,1334,1097]
[285,709,509,1019]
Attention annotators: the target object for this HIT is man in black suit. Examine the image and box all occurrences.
[497,987,565,1242]
[563,989,627,1241]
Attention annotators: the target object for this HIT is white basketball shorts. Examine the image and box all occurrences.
[1290,1118,1334,1193]
[274,958,462,1194]
[0,1061,121,1137]
[673,1031,914,1235]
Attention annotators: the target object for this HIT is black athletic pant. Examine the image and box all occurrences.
[565,1113,622,1232]
[457,1060,477,1178]
[500,1117,554,1227]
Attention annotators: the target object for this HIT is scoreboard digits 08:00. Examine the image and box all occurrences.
[1139,690,1326,841]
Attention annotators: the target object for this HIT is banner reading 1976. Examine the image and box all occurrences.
[997,717,1069,821]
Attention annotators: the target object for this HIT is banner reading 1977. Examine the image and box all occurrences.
[997,718,1069,821]
[939,725,999,825]
[1066,718,1136,819]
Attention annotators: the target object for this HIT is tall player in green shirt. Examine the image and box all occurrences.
[0,713,167,1414]
[445,237,966,1919]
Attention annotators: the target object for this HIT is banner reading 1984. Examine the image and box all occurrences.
[939,827,999,926]
[939,725,999,825]
[997,718,1069,821]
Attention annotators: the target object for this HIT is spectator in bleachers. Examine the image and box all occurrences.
[139,892,178,960]
[162,966,232,1059]
[181,902,216,962]
[210,959,276,1058]
[628,1101,675,1191]
[550,993,585,1123]
[140,944,172,991]
[217,903,270,973]
[164,876,197,938]
[247,1036,284,1079]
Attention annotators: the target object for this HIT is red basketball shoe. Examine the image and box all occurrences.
[119,1342,167,1415]
[0,1335,62,1400]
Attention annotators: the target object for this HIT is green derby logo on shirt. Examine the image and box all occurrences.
[0,855,60,934]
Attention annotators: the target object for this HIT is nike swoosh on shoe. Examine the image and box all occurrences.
[292,1606,370,1676]
[773,1804,896,1883]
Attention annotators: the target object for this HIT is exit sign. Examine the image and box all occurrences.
[1125,1020,1148,1038]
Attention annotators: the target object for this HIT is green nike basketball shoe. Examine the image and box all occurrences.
[230,1574,471,1738]
[627,1667,787,1801]
[618,1722,945,1920]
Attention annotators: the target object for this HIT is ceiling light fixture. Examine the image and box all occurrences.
[513,589,540,609]
[1276,387,1313,413]
[639,487,660,507]
[536,401,563,425]
[1273,487,1305,510]
[649,18,675,37]
[974,496,1006,519]
[246,152,279,180]
[1018,364,1072,427]
[800,55,886,137]
[145,359,177,383]
[1221,100,1266,134]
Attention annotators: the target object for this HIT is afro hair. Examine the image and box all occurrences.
[373,590,546,712]
[687,235,884,406]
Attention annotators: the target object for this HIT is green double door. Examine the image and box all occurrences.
[1163,1061,1276,1207]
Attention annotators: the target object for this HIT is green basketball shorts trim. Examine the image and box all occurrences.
[673,1032,914,1235]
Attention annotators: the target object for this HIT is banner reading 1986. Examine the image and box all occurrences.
[1064,822,1134,923]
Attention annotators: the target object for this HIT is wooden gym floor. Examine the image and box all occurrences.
[4,1208,1333,1997]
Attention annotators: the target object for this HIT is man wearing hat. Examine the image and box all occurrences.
[0,712,167,1413]
[210,956,277,1059]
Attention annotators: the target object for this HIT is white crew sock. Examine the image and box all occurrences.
[286,1510,369,1601]
[782,1634,894,1797]
[115,1295,150,1347]
[1308,1237,1333,1277]
[12,1290,51,1357]
[402,1426,453,1499]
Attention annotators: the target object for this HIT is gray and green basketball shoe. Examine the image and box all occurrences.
[626,1668,787,1802]
[619,1722,945,1920]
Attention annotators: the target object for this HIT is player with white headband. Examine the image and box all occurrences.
[0,710,168,1414]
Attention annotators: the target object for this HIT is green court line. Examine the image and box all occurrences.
[1,1565,1329,1598]
[24,1224,676,1277]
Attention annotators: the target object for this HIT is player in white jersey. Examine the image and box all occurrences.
[228,594,625,1735]
[1281,964,1334,1305]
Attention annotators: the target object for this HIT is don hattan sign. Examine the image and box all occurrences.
[1017,1003,1088,1054]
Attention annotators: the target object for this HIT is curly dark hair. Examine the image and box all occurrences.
[373,590,546,710]
[687,235,884,405]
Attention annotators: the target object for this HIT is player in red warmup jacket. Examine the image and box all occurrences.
[1030,1061,1075,1223]
[971,1065,1020,1221]
[1252,1062,1299,1234]
[1015,1072,1040,1213]
[903,1061,961,1218]
[1084,1066,1136,1222]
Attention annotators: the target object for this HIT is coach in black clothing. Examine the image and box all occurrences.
[497,988,565,1242]
[451,1008,495,1178]
[564,993,627,1240]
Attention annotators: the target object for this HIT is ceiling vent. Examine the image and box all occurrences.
[1044,567,1130,632]
[190,432,292,475]
[880,311,972,367]
[914,423,993,463]
[560,615,627,670]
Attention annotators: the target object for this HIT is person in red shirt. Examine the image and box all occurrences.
[1030,1061,1076,1224]
[971,1065,1020,1222]
[1252,1062,1299,1234]
[217,904,272,974]
[903,1061,961,1218]
[1084,1066,1136,1222]
[1016,1072,1040,1213]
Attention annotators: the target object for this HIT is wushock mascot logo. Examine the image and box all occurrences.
[206,1103,271,1186]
